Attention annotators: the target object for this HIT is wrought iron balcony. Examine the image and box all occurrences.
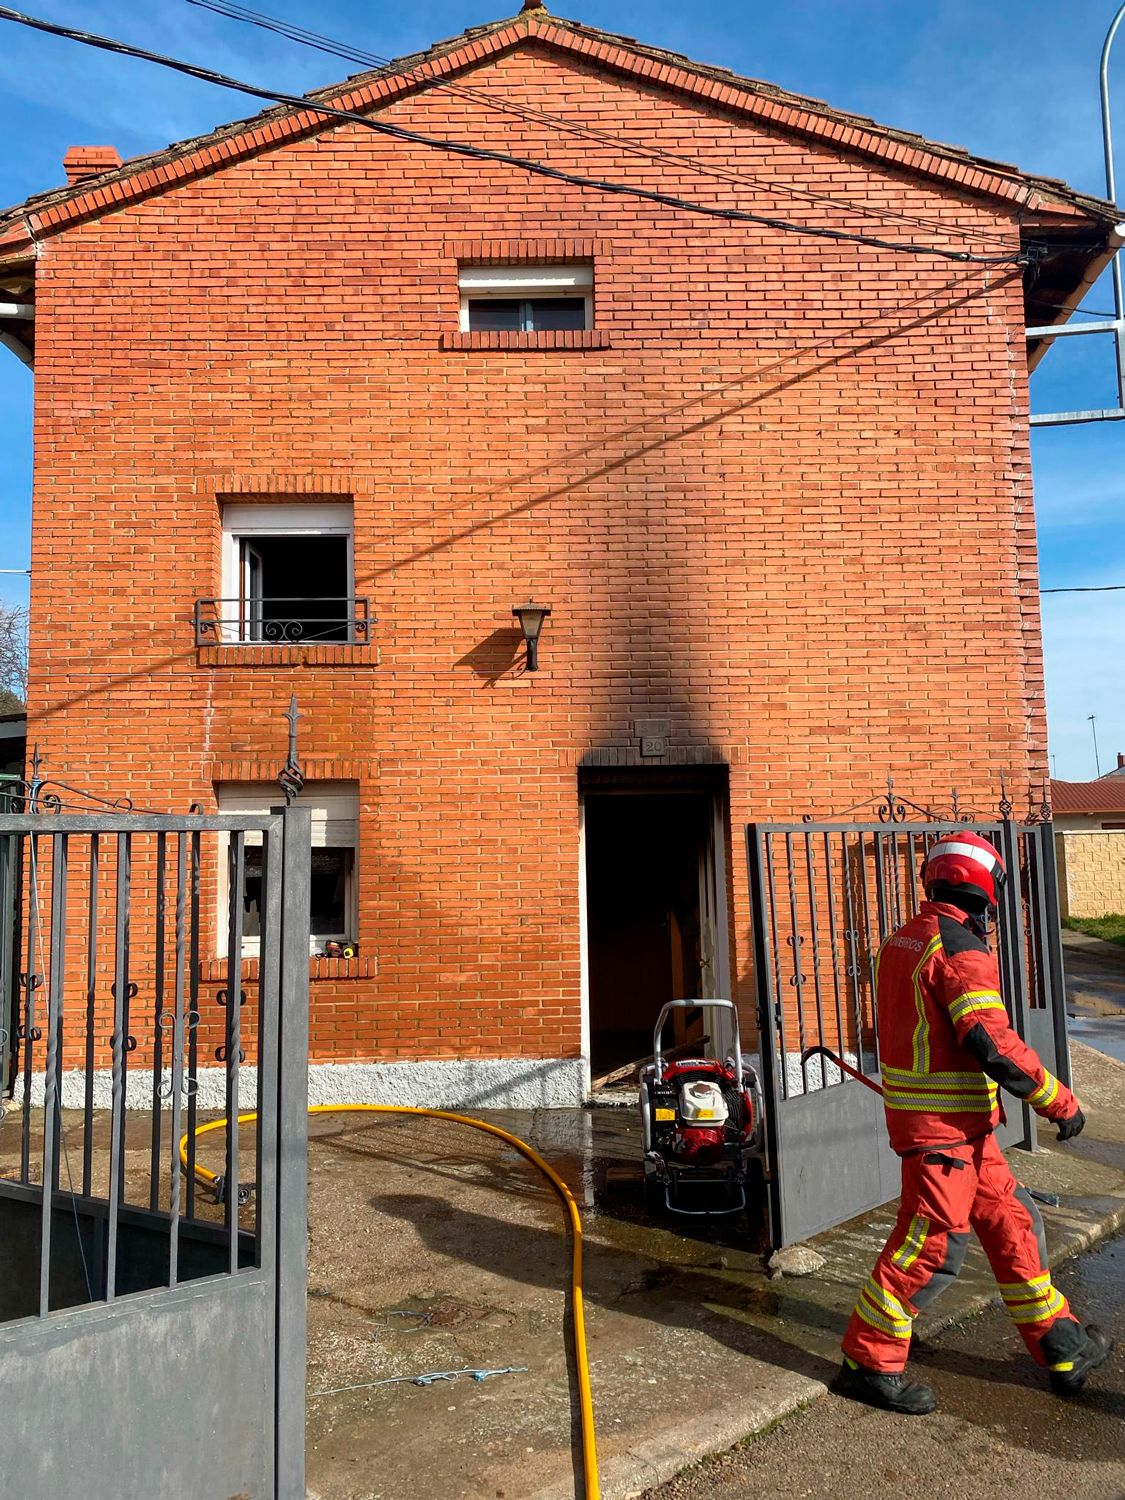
[194,597,372,647]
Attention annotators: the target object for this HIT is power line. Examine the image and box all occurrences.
[189,0,1019,252]
[1041,583,1125,592]
[0,5,1028,264]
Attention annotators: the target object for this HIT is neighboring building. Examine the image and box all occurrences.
[0,712,25,782]
[1051,773,1125,832]
[1051,775,1125,921]
[0,6,1119,1104]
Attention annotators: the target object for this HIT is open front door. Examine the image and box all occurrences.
[581,767,732,1084]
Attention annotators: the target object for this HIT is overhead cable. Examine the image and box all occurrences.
[188,0,1018,251]
[0,5,1027,264]
[1041,583,1125,592]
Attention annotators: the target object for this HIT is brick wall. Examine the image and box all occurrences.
[1055,833,1125,919]
[23,38,1045,1075]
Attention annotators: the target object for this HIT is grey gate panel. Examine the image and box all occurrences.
[748,815,1066,1249]
[0,806,310,1500]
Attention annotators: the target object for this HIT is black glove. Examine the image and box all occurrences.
[1056,1108,1085,1142]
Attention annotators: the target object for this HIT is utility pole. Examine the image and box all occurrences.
[1089,714,1102,777]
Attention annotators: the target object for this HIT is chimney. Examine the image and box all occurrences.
[1118,753,1125,770]
[63,146,122,186]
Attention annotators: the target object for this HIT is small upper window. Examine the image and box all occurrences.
[459,264,593,333]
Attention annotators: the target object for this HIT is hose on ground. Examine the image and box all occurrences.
[181,1104,600,1499]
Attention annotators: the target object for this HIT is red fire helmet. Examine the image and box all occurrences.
[922,831,1007,906]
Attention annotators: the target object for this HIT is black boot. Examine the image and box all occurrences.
[835,1356,936,1415]
[1049,1324,1114,1397]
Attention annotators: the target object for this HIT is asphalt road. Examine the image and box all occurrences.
[643,1234,1125,1500]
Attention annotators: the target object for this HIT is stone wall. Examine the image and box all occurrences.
[1055,832,1125,919]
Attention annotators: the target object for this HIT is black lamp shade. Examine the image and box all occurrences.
[512,603,550,642]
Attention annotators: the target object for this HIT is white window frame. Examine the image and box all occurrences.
[458,264,593,332]
[220,502,355,645]
[215,781,359,957]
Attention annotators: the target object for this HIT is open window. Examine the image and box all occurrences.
[215,782,359,957]
[458,264,593,332]
[218,503,357,644]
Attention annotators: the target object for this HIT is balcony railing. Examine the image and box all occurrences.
[194,597,372,647]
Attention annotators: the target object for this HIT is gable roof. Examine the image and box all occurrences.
[1052,778,1125,816]
[0,4,1118,265]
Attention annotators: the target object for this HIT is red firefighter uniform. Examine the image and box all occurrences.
[841,895,1085,1376]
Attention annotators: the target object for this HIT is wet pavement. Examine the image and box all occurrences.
[1065,928,1125,1066]
[298,1036,1125,1500]
[6,933,1119,1498]
[642,1233,1125,1500]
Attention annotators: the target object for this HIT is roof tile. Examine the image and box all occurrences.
[1051,779,1125,815]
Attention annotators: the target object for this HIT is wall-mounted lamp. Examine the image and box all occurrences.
[512,602,551,672]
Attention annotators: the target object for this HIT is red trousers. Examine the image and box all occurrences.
[842,1134,1082,1374]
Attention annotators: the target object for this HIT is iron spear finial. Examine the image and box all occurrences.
[278,694,304,805]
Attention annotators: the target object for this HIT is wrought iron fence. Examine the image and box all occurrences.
[194,595,372,646]
[0,805,310,1500]
[0,811,289,1317]
[746,785,1067,1247]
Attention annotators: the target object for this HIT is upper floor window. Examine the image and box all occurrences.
[209,502,363,646]
[459,264,593,333]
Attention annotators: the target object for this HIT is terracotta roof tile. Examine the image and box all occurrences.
[1051,779,1125,815]
[0,7,1118,249]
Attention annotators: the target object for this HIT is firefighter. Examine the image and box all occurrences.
[837,830,1112,1414]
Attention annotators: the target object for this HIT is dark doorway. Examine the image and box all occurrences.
[582,775,729,1081]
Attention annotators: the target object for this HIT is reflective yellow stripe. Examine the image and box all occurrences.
[882,1065,993,1083]
[999,1274,1066,1326]
[854,1300,906,1338]
[883,1083,997,1100]
[863,1276,911,1321]
[884,1095,997,1113]
[910,936,942,1073]
[1028,1073,1060,1110]
[1006,1290,1067,1325]
[883,1074,997,1112]
[1049,1360,1075,1372]
[948,991,1007,1023]
[998,1273,1050,1293]
[891,1214,930,1271]
[854,1291,912,1339]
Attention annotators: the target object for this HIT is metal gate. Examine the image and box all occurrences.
[747,804,1068,1249]
[0,804,311,1500]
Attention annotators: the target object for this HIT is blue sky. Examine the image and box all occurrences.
[0,0,1122,780]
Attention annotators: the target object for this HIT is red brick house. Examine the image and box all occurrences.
[0,5,1117,1105]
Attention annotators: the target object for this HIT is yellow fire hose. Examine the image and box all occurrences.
[181,1104,600,1499]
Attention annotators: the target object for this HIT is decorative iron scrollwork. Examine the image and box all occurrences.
[798,773,1005,826]
[2,747,145,815]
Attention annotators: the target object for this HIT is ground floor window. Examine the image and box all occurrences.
[215,781,359,956]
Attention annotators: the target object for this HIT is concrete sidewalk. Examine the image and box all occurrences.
[302,1040,1125,1500]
